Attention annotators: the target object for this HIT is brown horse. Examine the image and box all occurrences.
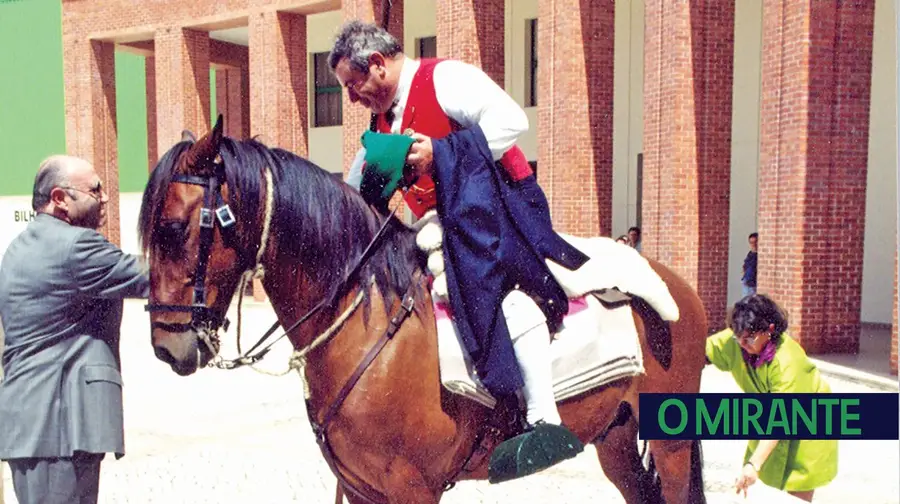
[139,118,709,504]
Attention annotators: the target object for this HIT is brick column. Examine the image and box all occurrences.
[642,1,734,330]
[340,0,404,175]
[146,56,158,171]
[248,11,307,154]
[216,68,246,139]
[757,0,874,353]
[62,38,121,245]
[436,0,504,86]
[154,27,211,157]
[892,249,898,374]
[537,1,615,237]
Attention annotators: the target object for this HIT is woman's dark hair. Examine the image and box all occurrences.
[727,294,789,342]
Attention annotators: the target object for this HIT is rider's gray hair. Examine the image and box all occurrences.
[32,155,72,211]
[328,20,402,73]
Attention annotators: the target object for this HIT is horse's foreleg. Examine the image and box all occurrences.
[594,416,661,504]
[382,458,442,504]
[649,439,695,504]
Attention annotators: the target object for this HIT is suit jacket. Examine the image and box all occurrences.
[0,213,149,460]
[432,125,589,397]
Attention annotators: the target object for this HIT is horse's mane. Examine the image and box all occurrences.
[138,136,426,314]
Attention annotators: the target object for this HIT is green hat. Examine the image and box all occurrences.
[359,130,415,211]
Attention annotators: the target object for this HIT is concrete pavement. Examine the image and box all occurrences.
[2,299,897,503]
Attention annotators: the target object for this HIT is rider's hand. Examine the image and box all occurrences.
[405,133,434,181]
[734,462,758,497]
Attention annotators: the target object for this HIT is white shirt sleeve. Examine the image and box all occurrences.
[432,60,529,160]
[345,147,366,190]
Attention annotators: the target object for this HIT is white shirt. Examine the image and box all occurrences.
[345,57,529,189]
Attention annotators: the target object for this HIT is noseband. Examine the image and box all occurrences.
[144,171,238,346]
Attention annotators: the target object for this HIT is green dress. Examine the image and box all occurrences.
[706,329,839,491]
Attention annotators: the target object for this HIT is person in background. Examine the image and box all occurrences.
[741,232,759,296]
[615,234,632,246]
[706,294,837,502]
[628,226,641,252]
[0,155,150,504]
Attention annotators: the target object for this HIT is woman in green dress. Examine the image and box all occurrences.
[706,294,838,502]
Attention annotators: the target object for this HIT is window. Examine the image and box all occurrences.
[313,52,342,127]
[416,36,437,59]
[525,19,538,107]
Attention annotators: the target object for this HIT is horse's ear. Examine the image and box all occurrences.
[211,114,224,144]
[183,115,225,173]
[181,129,197,143]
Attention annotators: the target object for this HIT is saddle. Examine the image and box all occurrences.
[411,212,681,480]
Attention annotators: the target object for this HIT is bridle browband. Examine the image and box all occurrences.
[144,170,239,350]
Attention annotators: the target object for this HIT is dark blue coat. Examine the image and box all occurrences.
[431,126,589,397]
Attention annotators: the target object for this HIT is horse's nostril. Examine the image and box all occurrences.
[154,346,176,366]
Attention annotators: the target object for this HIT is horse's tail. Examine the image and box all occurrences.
[688,439,706,504]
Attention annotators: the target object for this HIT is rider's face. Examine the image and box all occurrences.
[334,56,394,115]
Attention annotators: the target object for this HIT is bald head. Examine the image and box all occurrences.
[32,155,89,211]
[32,155,107,229]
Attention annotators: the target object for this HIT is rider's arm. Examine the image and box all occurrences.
[432,60,529,161]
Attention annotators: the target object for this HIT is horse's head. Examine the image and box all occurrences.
[140,116,251,376]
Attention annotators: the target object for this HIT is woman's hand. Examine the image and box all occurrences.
[734,462,759,497]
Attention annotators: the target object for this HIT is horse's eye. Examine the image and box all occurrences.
[156,220,188,255]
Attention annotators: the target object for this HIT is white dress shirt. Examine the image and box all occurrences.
[345,57,529,189]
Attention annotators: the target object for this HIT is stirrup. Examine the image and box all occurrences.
[487,422,585,484]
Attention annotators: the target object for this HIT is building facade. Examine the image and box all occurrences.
[9,0,896,372]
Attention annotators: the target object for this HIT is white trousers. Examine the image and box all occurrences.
[501,290,561,425]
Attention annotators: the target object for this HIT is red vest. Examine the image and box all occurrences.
[375,58,533,218]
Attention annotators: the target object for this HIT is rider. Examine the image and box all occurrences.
[329,20,588,482]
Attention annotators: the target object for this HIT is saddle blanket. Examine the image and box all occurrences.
[435,293,644,409]
[413,211,679,409]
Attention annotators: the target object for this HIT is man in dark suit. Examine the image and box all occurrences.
[0,155,150,504]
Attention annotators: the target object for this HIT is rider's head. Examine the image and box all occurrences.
[328,20,404,115]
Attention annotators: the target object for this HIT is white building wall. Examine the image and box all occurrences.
[862,0,898,324]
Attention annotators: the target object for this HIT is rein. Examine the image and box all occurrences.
[212,198,403,370]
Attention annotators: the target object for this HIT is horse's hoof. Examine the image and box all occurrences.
[487,423,585,484]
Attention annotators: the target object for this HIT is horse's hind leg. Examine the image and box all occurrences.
[594,415,662,504]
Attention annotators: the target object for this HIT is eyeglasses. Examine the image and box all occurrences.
[733,331,768,345]
[60,185,105,201]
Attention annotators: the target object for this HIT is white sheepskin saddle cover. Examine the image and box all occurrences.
[413,211,679,408]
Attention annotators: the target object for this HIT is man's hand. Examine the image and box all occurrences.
[405,133,434,181]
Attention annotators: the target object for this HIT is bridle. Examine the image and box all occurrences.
[142,153,404,371]
[143,166,239,358]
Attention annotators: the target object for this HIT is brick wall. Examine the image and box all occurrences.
[436,0,504,87]
[146,56,158,170]
[537,0,615,238]
[153,27,211,156]
[248,11,307,154]
[642,0,734,330]
[892,249,898,374]
[340,0,404,177]
[61,33,121,245]
[758,0,874,353]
